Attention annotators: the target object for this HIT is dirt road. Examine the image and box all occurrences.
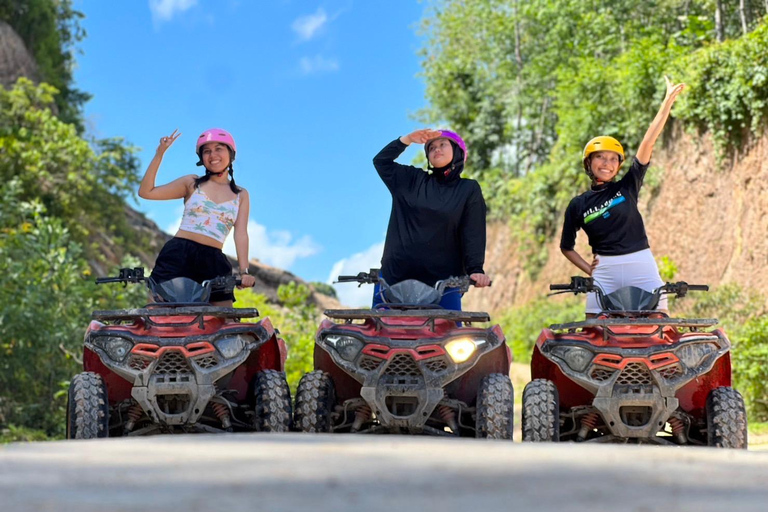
[3,434,768,512]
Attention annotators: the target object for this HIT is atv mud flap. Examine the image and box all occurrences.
[131,378,215,426]
[360,385,444,432]
[593,387,679,439]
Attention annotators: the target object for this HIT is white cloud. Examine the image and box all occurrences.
[299,55,339,75]
[223,220,320,270]
[291,8,328,41]
[149,0,197,24]
[163,204,185,235]
[159,205,318,270]
[327,241,384,307]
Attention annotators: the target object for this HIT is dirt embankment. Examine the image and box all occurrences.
[465,128,768,313]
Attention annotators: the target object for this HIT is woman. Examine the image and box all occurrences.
[138,128,256,305]
[372,128,491,310]
[560,76,686,315]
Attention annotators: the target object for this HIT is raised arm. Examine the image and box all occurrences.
[138,130,194,200]
[636,76,686,165]
[373,129,442,190]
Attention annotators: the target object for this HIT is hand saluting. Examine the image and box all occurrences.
[401,128,443,146]
[156,129,181,155]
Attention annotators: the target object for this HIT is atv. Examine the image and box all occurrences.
[522,276,747,448]
[293,270,514,438]
[66,267,292,438]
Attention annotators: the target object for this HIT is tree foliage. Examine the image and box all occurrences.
[235,283,319,392]
[420,1,768,273]
[0,0,89,130]
[0,78,142,261]
[0,80,145,437]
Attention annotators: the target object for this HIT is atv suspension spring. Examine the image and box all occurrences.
[351,404,372,432]
[124,403,143,433]
[577,412,600,441]
[212,402,232,429]
[438,405,460,434]
[668,416,686,444]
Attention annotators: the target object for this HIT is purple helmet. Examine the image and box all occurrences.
[425,130,467,162]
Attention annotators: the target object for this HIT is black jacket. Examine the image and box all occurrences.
[373,138,486,286]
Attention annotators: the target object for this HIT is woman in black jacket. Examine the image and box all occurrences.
[372,128,491,310]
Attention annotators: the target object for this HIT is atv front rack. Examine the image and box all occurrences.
[93,307,260,329]
[325,309,490,332]
[549,317,718,339]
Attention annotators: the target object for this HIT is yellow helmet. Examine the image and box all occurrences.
[582,136,625,172]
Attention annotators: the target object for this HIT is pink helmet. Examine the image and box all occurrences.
[196,128,236,161]
[425,130,467,162]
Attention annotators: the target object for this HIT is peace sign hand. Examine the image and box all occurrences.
[401,128,443,146]
[156,129,181,155]
[663,75,686,105]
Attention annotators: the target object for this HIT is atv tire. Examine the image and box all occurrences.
[475,373,514,439]
[66,372,109,439]
[522,379,560,442]
[253,370,292,432]
[706,386,748,449]
[294,371,336,433]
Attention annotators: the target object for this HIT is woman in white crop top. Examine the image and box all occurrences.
[138,128,256,305]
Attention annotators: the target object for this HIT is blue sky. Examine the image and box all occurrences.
[74,0,434,306]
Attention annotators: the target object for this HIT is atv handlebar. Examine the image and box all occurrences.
[95,267,147,286]
[96,267,250,290]
[549,276,709,299]
[334,269,381,286]
[335,270,482,293]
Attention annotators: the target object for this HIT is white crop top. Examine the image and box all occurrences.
[178,186,240,243]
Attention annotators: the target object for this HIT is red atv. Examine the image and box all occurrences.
[66,267,292,438]
[293,270,514,438]
[523,276,747,448]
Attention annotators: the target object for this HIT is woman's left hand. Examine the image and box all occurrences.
[663,75,685,104]
[238,274,256,289]
[470,273,492,287]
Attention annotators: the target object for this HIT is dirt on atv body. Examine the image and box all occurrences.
[66,268,292,438]
[294,271,514,438]
[523,276,747,448]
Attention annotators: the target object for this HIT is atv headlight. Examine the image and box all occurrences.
[550,345,593,372]
[676,342,719,369]
[445,338,482,363]
[325,335,364,362]
[94,336,133,362]
[214,334,250,359]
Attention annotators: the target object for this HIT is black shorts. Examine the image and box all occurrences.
[150,237,235,302]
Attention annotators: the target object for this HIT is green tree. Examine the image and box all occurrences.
[0,179,144,435]
[0,78,142,262]
[0,0,89,130]
[235,282,319,392]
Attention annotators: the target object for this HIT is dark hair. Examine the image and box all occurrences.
[194,148,241,194]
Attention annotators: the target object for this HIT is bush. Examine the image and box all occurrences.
[235,282,318,393]
[497,294,583,363]
[732,316,768,421]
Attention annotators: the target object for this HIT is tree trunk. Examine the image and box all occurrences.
[715,0,724,42]
[739,0,749,35]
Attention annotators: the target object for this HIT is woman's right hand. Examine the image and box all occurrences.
[401,128,442,145]
[156,129,181,155]
[589,255,600,276]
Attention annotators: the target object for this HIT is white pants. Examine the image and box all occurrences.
[586,249,667,314]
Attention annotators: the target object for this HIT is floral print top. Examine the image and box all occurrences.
[178,186,240,243]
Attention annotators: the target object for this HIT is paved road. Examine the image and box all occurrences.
[2,434,768,512]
